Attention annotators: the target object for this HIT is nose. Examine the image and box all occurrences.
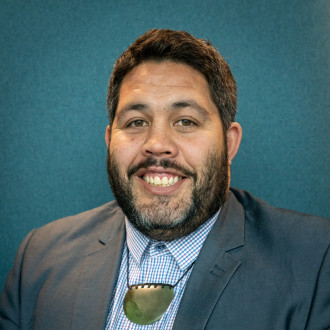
[142,126,178,158]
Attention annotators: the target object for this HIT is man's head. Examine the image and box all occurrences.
[107,29,237,132]
[105,29,242,241]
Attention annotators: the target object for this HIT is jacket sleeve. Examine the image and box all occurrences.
[0,230,36,330]
[306,244,330,329]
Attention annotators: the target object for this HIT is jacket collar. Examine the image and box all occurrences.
[71,202,126,330]
[173,189,245,329]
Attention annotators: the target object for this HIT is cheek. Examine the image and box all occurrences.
[109,135,142,167]
[179,135,223,168]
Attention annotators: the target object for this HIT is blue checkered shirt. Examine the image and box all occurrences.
[105,210,220,329]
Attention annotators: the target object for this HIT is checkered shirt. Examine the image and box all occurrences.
[105,209,220,329]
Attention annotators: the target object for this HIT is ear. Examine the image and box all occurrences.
[105,125,111,148]
[226,122,242,166]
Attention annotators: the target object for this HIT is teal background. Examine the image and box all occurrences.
[1,0,329,289]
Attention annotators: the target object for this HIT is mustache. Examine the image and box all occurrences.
[127,157,196,179]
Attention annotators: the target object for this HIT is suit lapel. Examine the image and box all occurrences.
[71,205,126,330]
[173,191,245,329]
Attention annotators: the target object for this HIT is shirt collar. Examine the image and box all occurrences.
[125,209,220,271]
[125,219,150,264]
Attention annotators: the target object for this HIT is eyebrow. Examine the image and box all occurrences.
[116,103,150,123]
[170,100,210,119]
[116,99,211,122]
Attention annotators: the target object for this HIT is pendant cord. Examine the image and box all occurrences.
[126,243,130,289]
[126,244,195,289]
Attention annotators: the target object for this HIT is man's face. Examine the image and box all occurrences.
[107,61,232,241]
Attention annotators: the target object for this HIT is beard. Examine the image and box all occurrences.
[107,146,229,241]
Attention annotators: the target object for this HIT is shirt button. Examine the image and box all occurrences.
[155,243,166,250]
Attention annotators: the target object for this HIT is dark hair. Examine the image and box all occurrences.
[107,29,237,131]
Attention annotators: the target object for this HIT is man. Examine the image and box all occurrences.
[0,29,329,329]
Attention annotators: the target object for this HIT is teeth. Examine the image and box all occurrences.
[154,176,161,185]
[143,175,181,187]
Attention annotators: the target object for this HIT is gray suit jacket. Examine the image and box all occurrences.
[1,188,330,329]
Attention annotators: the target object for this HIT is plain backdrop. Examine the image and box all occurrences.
[1,0,329,289]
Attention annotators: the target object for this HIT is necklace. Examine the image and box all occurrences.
[123,244,195,325]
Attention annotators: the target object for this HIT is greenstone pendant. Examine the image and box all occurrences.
[123,284,175,325]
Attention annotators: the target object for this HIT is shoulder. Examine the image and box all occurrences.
[0,201,126,329]
[36,200,123,233]
[23,200,125,258]
[230,187,329,227]
[229,187,330,251]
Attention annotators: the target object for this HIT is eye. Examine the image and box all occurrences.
[175,119,196,127]
[128,119,148,128]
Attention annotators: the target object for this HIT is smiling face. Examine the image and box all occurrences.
[106,61,241,240]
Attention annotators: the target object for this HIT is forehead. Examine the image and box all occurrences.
[117,61,217,113]
[121,61,208,88]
